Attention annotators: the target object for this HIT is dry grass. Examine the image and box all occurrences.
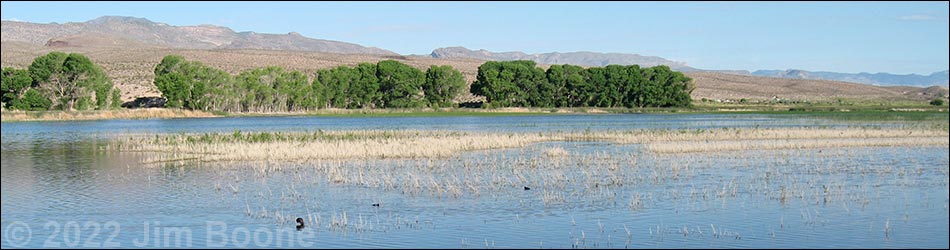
[647,137,948,153]
[112,130,552,162]
[567,127,949,144]
[110,127,948,162]
[0,108,216,122]
[543,146,570,157]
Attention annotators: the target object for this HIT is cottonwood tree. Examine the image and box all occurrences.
[25,52,119,110]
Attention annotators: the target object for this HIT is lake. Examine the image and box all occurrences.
[2,114,948,248]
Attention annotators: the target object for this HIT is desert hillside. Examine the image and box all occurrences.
[2,40,945,103]
[1,16,395,55]
[685,72,947,102]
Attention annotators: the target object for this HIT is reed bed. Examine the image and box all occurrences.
[647,137,948,153]
[0,108,216,121]
[565,127,948,144]
[112,127,949,162]
[161,136,947,241]
[112,130,553,162]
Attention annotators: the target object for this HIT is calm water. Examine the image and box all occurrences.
[2,114,948,248]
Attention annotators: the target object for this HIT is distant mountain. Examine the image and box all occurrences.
[430,47,949,88]
[1,16,396,55]
[751,69,949,88]
[430,46,696,71]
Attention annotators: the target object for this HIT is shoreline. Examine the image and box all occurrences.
[1,104,946,122]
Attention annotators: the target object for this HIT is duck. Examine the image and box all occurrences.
[524,186,531,191]
[372,203,380,207]
[295,217,305,230]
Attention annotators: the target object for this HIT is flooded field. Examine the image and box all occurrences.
[2,114,948,248]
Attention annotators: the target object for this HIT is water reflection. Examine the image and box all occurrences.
[2,114,948,248]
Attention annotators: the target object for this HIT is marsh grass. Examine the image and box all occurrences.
[173,135,949,247]
[106,125,948,237]
[0,108,216,122]
[113,130,553,162]
[113,127,948,163]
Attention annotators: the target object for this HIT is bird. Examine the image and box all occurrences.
[295,217,305,230]
[524,186,531,191]
[372,203,380,207]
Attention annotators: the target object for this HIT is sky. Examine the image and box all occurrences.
[2,1,948,75]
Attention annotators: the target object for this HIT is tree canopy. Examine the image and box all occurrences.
[154,55,469,112]
[2,52,120,111]
[474,61,693,108]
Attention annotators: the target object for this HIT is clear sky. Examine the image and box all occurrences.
[2,1,948,74]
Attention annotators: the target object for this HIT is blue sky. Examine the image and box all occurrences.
[2,1,948,74]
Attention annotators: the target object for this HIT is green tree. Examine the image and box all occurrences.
[351,63,380,108]
[471,61,543,107]
[621,65,645,108]
[12,89,51,111]
[423,65,465,108]
[376,60,425,108]
[278,70,313,111]
[154,55,234,111]
[27,52,118,110]
[931,99,945,106]
[1,67,33,108]
[311,74,330,109]
[474,61,692,108]
[546,64,587,107]
[585,67,608,107]
[111,88,122,108]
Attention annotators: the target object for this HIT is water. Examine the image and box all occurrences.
[2,114,948,248]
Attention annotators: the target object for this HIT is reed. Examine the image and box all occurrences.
[0,108,216,122]
[111,127,948,162]
[646,137,947,154]
[112,130,552,162]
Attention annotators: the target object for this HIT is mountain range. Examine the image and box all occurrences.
[748,69,949,88]
[1,16,396,55]
[1,15,947,90]
[428,47,948,88]
[430,46,695,71]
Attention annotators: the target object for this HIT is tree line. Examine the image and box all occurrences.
[2,52,694,112]
[154,55,466,112]
[471,60,693,108]
[2,52,121,111]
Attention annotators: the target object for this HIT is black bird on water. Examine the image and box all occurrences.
[295,218,305,230]
[372,203,380,207]
[524,186,531,191]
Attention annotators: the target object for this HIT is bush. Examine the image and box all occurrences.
[13,89,52,111]
[930,99,944,106]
